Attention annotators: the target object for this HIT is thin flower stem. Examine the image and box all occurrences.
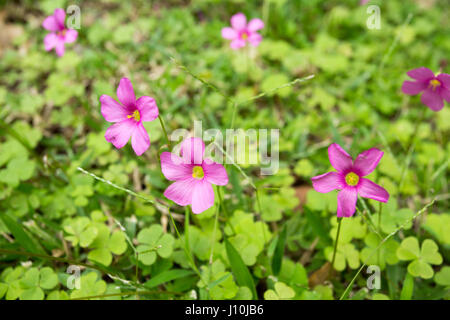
[330,217,343,277]
[167,208,203,282]
[255,188,268,244]
[158,115,171,149]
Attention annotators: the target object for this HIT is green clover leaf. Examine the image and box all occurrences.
[434,266,450,287]
[325,243,360,271]
[19,267,58,300]
[63,217,98,247]
[330,216,366,244]
[422,213,450,246]
[264,282,295,300]
[225,210,271,266]
[88,225,127,266]
[70,272,107,300]
[370,199,414,234]
[360,233,399,270]
[397,237,443,279]
[136,224,175,266]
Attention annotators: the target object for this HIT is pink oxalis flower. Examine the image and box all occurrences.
[401,67,450,112]
[42,8,78,57]
[311,143,389,218]
[100,78,159,156]
[160,137,228,214]
[221,13,264,50]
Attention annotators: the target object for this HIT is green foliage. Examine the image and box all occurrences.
[137,224,175,266]
[0,0,448,301]
[397,237,443,279]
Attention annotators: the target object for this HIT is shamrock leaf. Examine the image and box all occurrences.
[278,259,308,287]
[225,210,271,266]
[70,272,107,300]
[264,282,295,300]
[422,213,450,246]
[0,267,25,300]
[136,224,175,266]
[19,267,58,300]
[370,199,414,234]
[330,216,366,244]
[63,217,98,247]
[397,237,443,279]
[88,225,127,266]
[434,267,450,287]
[0,157,36,187]
[324,243,360,271]
[360,233,399,270]
[198,261,238,300]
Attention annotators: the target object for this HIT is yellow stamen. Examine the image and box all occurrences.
[345,172,359,186]
[192,166,204,179]
[127,110,141,122]
[429,79,441,91]
[241,33,248,40]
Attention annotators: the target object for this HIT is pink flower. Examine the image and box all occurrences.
[401,67,450,112]
[221,13,264,50]
[311,143,389,218]
[360,0,370,4]
[100,78,159,156]
[160,137,228,214]
[42,8,78,57]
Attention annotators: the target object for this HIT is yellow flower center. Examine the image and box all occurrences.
[127,110,141,122]
[192,166,204,179]
[345,172,359,186]
[429,79,441,91]
[241,33,248,40]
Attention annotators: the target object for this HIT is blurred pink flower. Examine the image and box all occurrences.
[311,143,389,218]
[42,8,78,57]
[360,0,370,5]
[221,12,264,50]
[160,137,228,214]
[100,78,159,156]
[401,67,450,112]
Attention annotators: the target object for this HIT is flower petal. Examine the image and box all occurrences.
[231,12,247,31]
[53,8,66,29]
[42,16,60,32]
[248,32,262,47]
[105,119,136,149]
[136,96,159,122]
[100,95,131,122]
[160,152,193,181]
[439,87,450,103]
[164,178,197,206]
[230,38,246,50]
[358,178,389,203]
[44,33,58,51]
[117,78,136,108]
[328,143,352,173]
[437,73,450,88]
[221,27,238,40]
[311,172,342,193]
[337,188,357,218]
[191,180,215,214]
[353,148,384,176]
[203,159,228,186]
[55,40,65,57]
[247,18,264,32]
[406,67,435,81]
[421,87,444,111]
[131,123,150,156]
[64,29,78,43]
[180,137,205,165]
[401,80,426,95]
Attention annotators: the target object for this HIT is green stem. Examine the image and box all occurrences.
[330,217,343,276]
[158,115,171,149]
